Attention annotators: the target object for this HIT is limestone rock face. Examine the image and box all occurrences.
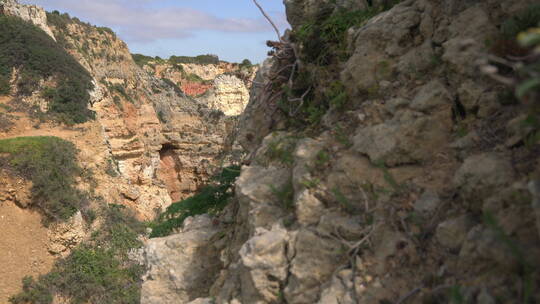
[181,62,240,81]
[0,0,248,223]
[0,0,56,40]
[139,0,540,303]
[201,74,250,116]
[41,11,244,215]
[141,215,221,304]
[47,211,87,256]
[143,61,257,100]
[237,58,280,153]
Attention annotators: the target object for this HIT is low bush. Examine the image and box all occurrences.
[185,73,209,84]
[0,16,94,124]
[131,53,161,67]
[277,1,401,128]
[10,204,145,304]
[239,59,253,69]
[149,165,240,238]
[292,5,393,64]
[169,54,220,65]
[110,84,135,104]
[161,78,184,96]
[0,136,88,222]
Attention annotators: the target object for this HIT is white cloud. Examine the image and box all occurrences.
[22,0,286,42]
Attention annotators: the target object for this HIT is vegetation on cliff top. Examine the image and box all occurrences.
[169,54,220,65]
[10,204,145,304]
[132,53,254,68]
[0,16,95,124]
[47,10,116,38]
[273,2,401,128]
[0,136,89,222]
[131,53,220,67]
[149,165,240,238]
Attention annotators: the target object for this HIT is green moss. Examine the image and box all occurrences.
[0,136,89,222]
[0,16,94,124]
[149,166,240,238]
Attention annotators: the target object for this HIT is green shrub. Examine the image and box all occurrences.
[9,276,52,304]
[157,110,166,123]
[131,53,158,67]
[277,2,401,128]
[46,11,71,31]
[169,54,220,65]
[0,136,89,222]
[185,72,209,83]
[10,204,145,304]
[293,7,383,64]
[270,182,294,210]
[239,59,253,69]
[105,158,119,177]
[161,78,184,96]
[96,26,116,37]
[265,137,296,165]
[0,16,94,123]
[149,165,240,238]
[111,84,135,104]
[0,74,10,95]
[501,4,540,38]
[0,113,15,131]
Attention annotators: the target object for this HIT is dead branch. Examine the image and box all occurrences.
[252,0,283,42]
[289,86,312,116]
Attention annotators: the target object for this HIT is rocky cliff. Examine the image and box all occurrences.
[0,1,247,301]
[140,0,540,303]
[1,0,539,303]
[0,0,55,39]
[1,2,242,217]
[140,58,257,115]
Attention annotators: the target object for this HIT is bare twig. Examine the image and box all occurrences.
[252,0,282,42]
[288,61,298,88]
[351,246,361,304]
[347,224,377,255]
[289,86,312,116]
[358,186,370,212]
[395,286,423,304]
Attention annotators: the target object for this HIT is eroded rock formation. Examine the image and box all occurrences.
[141,0,540,303]
[142,60,257,114]
[0,0,55,40]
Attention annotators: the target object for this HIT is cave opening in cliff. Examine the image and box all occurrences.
[157,143,184,202]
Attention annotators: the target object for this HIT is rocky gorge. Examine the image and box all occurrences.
[1,0,540,303]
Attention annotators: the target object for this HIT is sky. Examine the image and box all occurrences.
[20,0,289,63]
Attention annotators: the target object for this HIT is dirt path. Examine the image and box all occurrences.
[0,201,54,303]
